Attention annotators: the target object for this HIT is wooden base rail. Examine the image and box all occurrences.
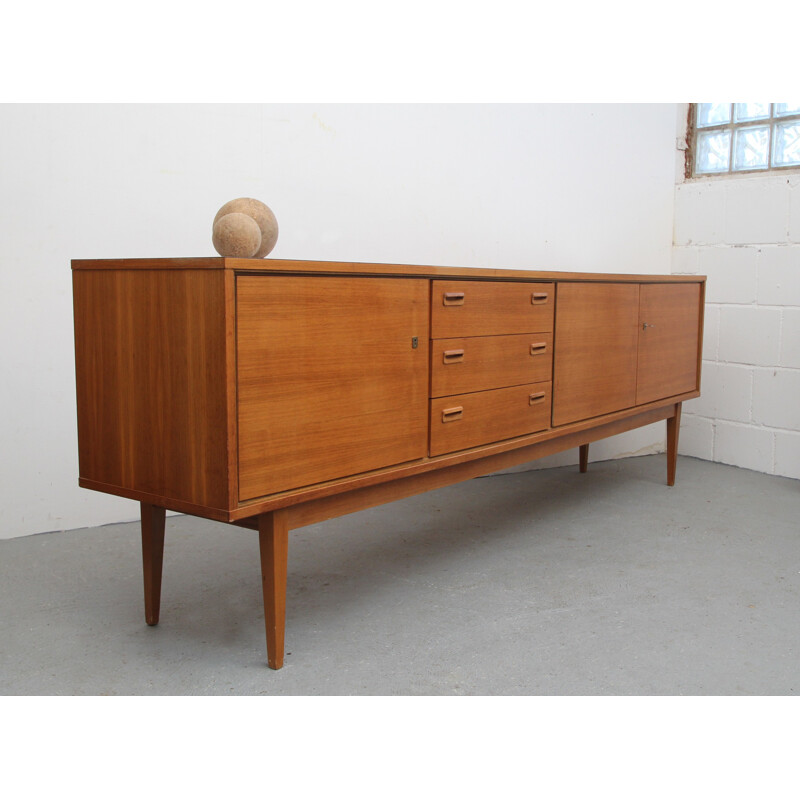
[141,403,682,670]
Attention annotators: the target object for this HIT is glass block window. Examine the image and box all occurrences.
[690,103,800,176]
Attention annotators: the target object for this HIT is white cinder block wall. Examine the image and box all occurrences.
[673,108,800,479]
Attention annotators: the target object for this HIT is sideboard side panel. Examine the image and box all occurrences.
[73,269,230,510]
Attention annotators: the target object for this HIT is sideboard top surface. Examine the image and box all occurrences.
[71,257,706,283]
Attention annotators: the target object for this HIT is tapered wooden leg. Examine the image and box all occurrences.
[258,509,290,670]
[141,502,166,626]
[666,402,682,487]
[579,444,589,473]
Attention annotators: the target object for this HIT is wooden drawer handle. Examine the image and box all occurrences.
[442,349,465,364]
[529,392,546,405]
[531,292,549,304]
[443,292,465,306]
[442,406,463,422]
[530,342,548,355]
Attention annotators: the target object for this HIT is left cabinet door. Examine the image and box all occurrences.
[236,275,430,500]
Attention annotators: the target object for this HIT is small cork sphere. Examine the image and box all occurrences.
[212,197,278,258]
[212,212,262,258]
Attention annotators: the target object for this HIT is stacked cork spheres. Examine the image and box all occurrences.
[212,198,279,258]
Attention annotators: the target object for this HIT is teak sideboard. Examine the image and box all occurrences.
[72,258,705,669]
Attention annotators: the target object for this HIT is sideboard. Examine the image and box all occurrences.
[72,258,705,669]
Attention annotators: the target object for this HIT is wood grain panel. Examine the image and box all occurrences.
[237,275,429,500]
[636,283,702,405]
[73,269,230,510]
[552,283,639,426]
[431,280,554,338]
[431,333,553,397]
[429,381,551,456]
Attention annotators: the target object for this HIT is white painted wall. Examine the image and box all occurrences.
[673,105,800,479]
[0,103,679,539]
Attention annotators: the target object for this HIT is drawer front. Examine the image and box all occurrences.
[430,382,552,456]
[431,280,554,338]
[431,333,553,398]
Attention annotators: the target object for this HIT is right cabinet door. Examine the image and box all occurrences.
[636,283,702,405]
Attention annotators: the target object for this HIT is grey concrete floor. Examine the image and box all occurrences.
[1,455,798,695]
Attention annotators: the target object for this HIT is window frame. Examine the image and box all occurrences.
[685,103,800,179]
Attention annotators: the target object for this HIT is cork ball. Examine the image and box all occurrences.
[213,197,278,258]
[212,212,262,258]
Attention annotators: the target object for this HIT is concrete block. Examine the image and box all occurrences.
[673,181,725,246]
[789,176,800,243]
[757,245,800,306]
[702,304,720,361]
[698,246,758,304]
[714,420,774,474]
[718,306,781,366]
[780,308,800,368]
[672,246,699,274]
[725,177,789,244]
[774,429,800,480]
[752,368,800,430]
[687,361,752,422]
[678,412,714,460]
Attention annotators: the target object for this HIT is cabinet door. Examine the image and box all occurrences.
[636,283,701,405]
[552,283,639,426]
[237,275,429,500]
